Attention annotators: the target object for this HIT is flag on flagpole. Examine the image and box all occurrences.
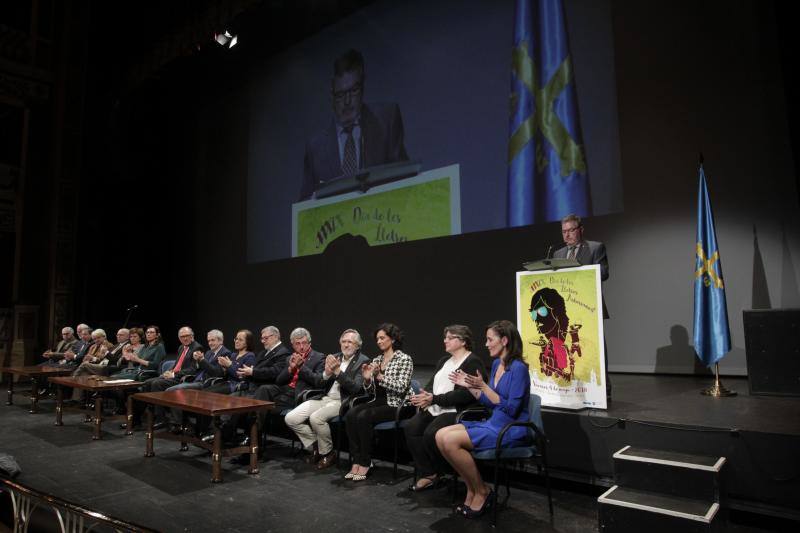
[693,165,731,367]
[507,0,591,227]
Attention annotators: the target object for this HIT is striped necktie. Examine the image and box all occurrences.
[341,126,357,175]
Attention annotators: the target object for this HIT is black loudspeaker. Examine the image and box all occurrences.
[743,309,800,396]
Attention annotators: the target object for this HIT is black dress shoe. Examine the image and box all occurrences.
[152,421,167,430]
[201,433,215,444]
[238,436,250,447]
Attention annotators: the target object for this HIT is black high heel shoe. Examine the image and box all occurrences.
[463,489,495,519]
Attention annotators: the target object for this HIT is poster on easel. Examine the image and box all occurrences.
[516,265,607,410]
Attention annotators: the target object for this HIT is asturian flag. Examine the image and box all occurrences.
[507,0,591,227]
[693,165,731,367]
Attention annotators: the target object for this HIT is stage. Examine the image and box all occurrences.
[541,373,800,520]
[0,373,797,532]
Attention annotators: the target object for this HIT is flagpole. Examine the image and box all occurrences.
[701,362,737,397]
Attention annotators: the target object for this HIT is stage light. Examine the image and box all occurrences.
[214,30,238,48]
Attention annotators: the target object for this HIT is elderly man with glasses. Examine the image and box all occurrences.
[284,329,370,469]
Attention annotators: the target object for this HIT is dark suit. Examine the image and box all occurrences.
[192,345,233,383]
[554,240,608,280]
[139,340,203,392]
[305,350,370,405]
[246,342,291,391]
[54,339,92,367]
[104,340,132,367]
[301,102,409,199]
[256,349,325,411]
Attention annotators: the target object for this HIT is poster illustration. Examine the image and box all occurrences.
[516,265,606,410]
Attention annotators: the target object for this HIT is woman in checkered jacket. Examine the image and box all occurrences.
[344,323,413,481]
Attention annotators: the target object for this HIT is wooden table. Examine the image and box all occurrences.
[132,389,274,483]
[1,365,75,413]
[48,375,144,440]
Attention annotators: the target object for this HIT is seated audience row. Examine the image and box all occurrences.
[42,319,530,520]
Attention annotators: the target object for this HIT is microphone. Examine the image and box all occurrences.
[546,245,553,260]
[126,304,138,312]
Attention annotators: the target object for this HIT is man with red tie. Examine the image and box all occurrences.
[133,326,203,429]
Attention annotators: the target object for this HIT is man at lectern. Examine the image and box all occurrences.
[554,213,612,398]
[554,213,609,285]
[301,48,409,200]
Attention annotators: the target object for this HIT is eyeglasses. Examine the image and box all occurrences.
[531,306,549,319]
[332,83,362,102]
[444,335,463,341]
[561,226,581,235]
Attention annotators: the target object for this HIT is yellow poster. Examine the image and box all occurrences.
[516,265,606,409]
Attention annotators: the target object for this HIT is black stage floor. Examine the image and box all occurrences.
[0,373,797,532]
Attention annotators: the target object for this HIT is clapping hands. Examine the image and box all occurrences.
[324,354,339,376]
[449,369,485,390]
[410,390,434,409]
[288,352,306,372]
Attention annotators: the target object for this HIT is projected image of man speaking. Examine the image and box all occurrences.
[301,49,410,200]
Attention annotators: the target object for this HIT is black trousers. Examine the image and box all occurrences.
[254,383,295,412]
[403,410,458,478]
[344,398,396,467]
[204,381,233,394]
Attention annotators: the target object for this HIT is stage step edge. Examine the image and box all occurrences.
[613,445,726,472]
[598,485,719,523]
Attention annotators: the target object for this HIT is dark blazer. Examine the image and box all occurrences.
[275,349,326,406]
[305,350,370,403]
[555,239,609,318]
[424,353,488,411]
[554,240,608,281]
[301,102,409,199]
[68,340,92,365]
[104,340,131,366]
[193,345,232,382]
[173,341,204,380]
[248,342,292,387]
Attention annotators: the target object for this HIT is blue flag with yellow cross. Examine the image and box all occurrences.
[693,165,731,367]
[507,0,591,227]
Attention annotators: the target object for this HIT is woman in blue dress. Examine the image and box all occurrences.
[435,319,530,518]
